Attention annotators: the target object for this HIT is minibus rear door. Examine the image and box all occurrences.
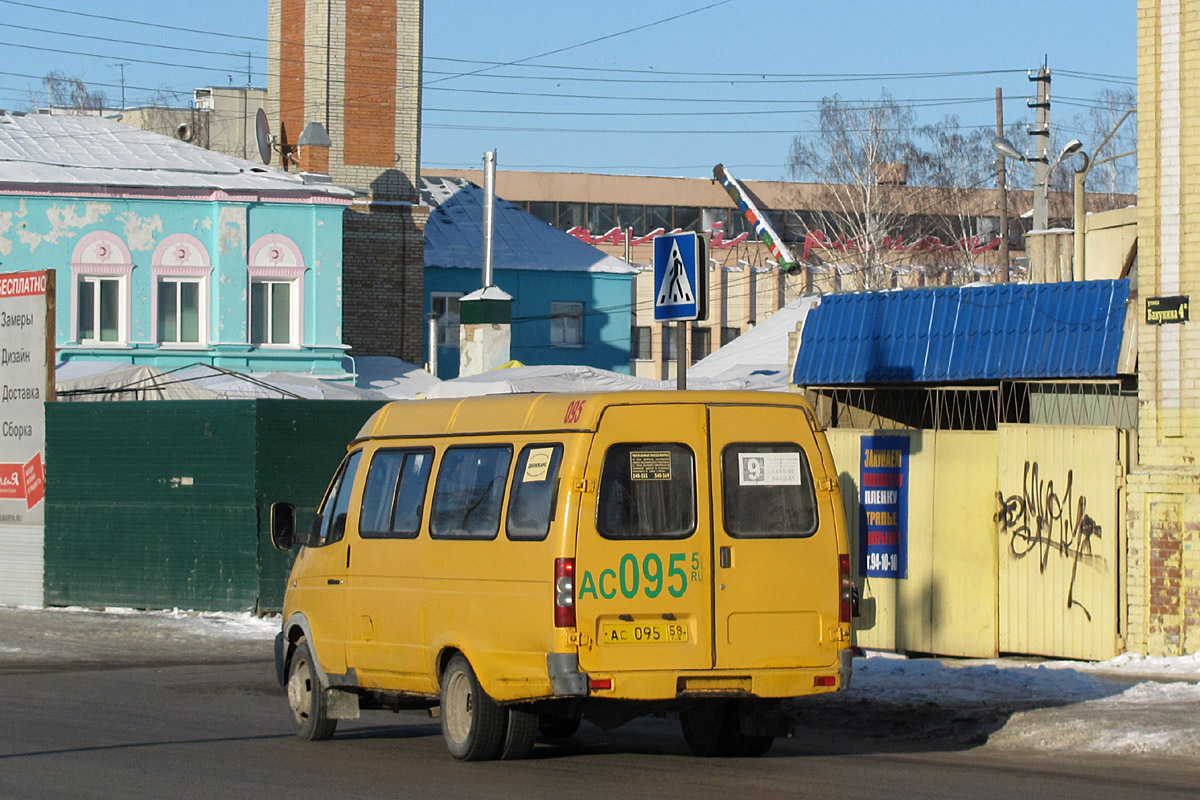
[575,403,713,674]
[706,404,841,670]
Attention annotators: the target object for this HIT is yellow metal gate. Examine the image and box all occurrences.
[829,425,1123,661]
[996,425,1123,661]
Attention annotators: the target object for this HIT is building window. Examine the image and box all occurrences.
[70,232,134,346]
[691,326,711,363]
[587,203,615,233]
[77,276,124,343]
[432,292,463,347]
[616,204,643,234]
[631,325,652,361]
[157,279,201,344]
[527,201,557,227]
[721,326,740,347]
[251,280,296,345]
[646,205,672,232]
[551,301,583,347]
[151,235,212,347]
[663,325,678,361]
[674,206,701,232]
[247,235,306,348]
[560,202,585,231]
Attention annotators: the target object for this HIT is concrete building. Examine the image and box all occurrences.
[1127,0,1200,656]
[268,0,427,365]
[0,112,353,376]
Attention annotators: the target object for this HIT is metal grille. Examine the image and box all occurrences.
[805,378,1137,431]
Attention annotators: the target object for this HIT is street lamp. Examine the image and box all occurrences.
[1071,108,1137,281]
[991,136,1083,232]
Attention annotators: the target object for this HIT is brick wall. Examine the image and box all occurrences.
[1127,0,1200,655]
[269,0,426,361]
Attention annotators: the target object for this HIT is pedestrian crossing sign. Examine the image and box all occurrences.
[653,232,707,322]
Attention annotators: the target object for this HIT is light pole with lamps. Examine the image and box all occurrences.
[1071,108,1137,280]
[990,136,1083,232]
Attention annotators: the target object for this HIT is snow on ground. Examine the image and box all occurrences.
[4,606,1200,757]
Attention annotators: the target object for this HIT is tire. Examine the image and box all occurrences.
[440,654,505,761]
[500,706,538,760]
[286,637,337,741]
[537,714,582,740]
[679,703,742,757]
[736,734,775,757]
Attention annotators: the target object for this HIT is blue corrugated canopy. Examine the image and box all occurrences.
[793,280,1130,385]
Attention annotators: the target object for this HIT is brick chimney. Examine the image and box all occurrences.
[296,121,331,179]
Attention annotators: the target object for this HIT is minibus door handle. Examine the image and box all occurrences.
[719,546,731,569]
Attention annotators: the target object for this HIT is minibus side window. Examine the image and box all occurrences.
[430,445,513,540]
[720,444,818,538]
[596,443,695,540]
[507,443,564,541]
[312,450,362,547]
[359,448,433,539]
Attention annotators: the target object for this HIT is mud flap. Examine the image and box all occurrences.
[325,688,361,720]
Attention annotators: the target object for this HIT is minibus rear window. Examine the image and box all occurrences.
[507,444,564,541]
[359,448,433,539]
[596,443,695,540]
[430,445,513,540]
[720,444,818,538]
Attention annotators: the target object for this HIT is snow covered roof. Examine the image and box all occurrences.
[0,112,352,198]
[421,176,637,275]
[687,294,822,388]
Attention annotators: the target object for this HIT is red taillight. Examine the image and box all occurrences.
[588,677,612,691]
[554,557,575,628]
[814,675,837,687]
[839,553,852,624]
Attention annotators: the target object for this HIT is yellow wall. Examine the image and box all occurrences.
[1129,0,1200,656]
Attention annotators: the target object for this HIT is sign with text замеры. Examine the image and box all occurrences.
[0,270,53,525]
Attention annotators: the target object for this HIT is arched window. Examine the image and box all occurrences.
[151,234,212,346]
[70,232,133,345]
[247,235,306,347]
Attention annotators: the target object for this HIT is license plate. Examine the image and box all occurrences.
[600,621,689,644]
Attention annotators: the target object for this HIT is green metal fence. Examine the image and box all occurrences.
[45,400,384,613]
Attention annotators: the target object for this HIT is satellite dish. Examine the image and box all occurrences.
[255,108,272,165]
[175,123,193,142]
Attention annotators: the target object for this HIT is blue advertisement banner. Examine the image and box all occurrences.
[859,435,909,579]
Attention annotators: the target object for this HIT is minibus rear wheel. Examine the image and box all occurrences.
[537,713,581,740]
[286,637,336,741]
[440,654,505,761]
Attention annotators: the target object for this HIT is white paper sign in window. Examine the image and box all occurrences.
[738,452,802,486]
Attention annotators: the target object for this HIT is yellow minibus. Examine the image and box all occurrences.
[271,390,852,760]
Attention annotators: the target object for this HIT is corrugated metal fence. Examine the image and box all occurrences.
[45,400,383,613]
[829,424,1124,661]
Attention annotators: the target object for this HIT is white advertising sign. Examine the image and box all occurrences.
[0,270,51,526]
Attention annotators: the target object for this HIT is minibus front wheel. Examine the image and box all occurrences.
[286,637,337,741]
[440,654,506,761]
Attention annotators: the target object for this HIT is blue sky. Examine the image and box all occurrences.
[0,0,1136,181]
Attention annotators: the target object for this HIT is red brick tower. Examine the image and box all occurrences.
[268,0,427,363]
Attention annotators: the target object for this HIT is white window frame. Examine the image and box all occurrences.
[151,234,212,347]
[249,275,302,347]
[70,232,134,347]
[550,301,584,348]
[432,291,463,349]
[247,235,306,349]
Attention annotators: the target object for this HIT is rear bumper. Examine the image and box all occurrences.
[574,663,849,701]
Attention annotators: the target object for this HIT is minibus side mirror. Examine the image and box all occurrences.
[270,502,296,551]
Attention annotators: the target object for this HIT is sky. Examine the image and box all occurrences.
[0,0,1137,181]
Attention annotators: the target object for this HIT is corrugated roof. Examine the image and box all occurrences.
[421,176,636,274]
[793,280,1131,385]
[0,112,352,197]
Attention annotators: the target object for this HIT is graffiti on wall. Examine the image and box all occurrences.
[995,461,1103,621]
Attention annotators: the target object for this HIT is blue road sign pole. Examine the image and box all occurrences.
[677,320,687,390]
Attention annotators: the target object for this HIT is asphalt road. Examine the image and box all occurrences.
[1,609,1199,799]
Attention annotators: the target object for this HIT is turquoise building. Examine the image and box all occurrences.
[421,177,636,379]
[0,113,353,377]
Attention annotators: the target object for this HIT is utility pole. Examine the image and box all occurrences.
[995,88,1009,283]
[1028,66,1052,231]
[112,62,129,110]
